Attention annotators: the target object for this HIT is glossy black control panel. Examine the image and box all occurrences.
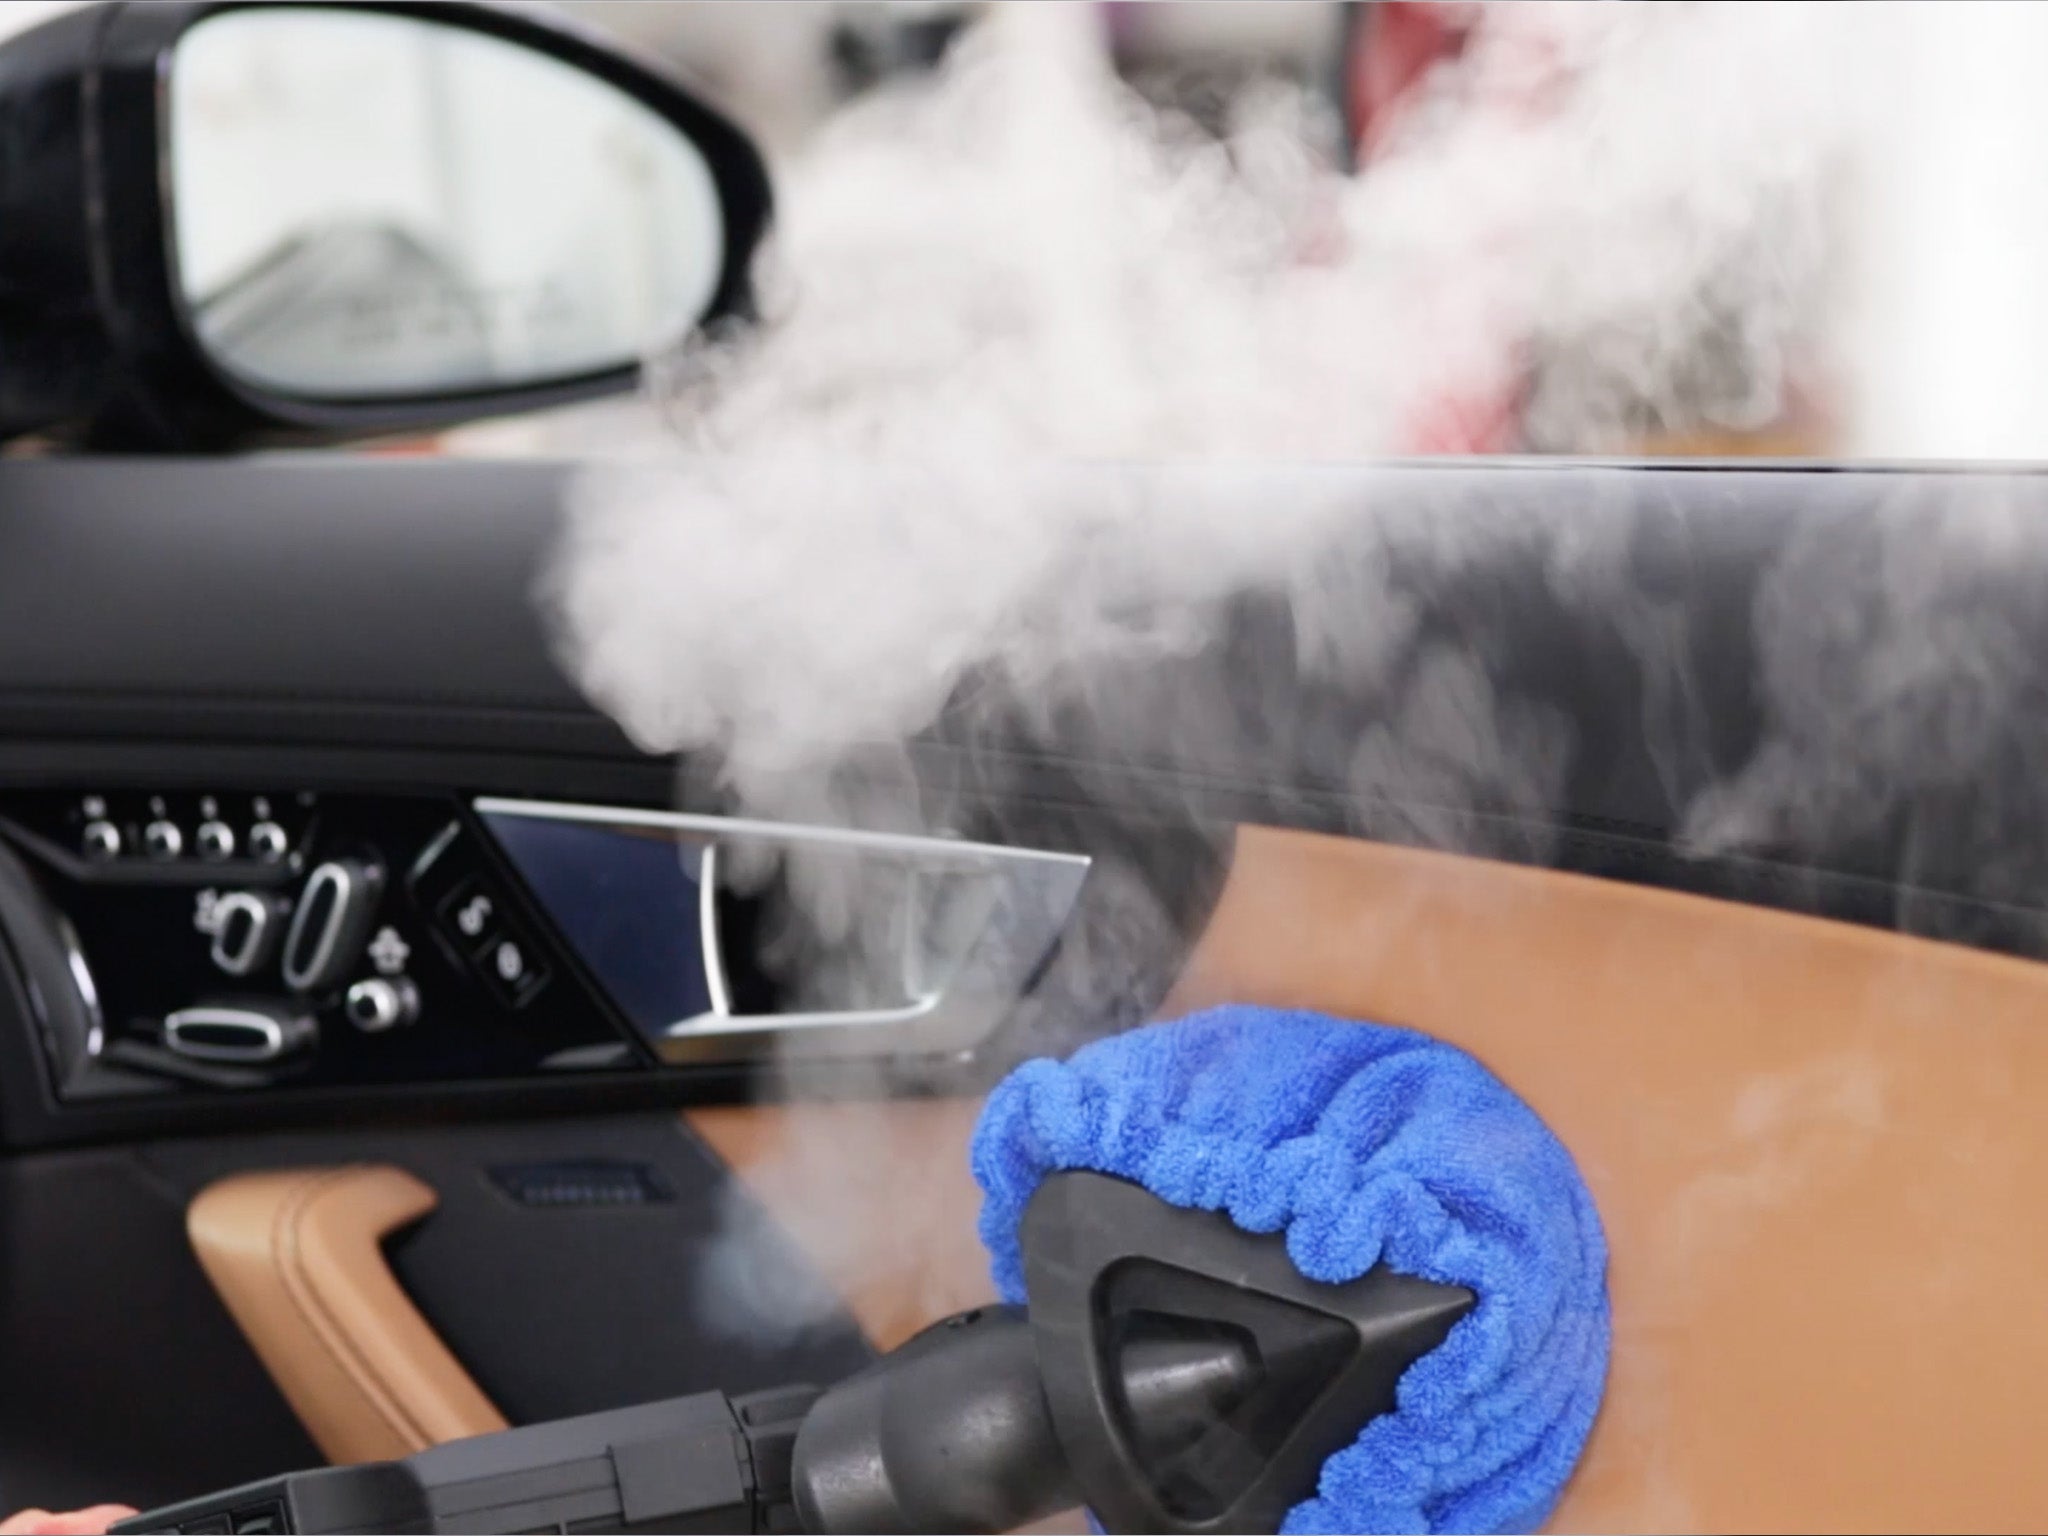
[0,790,647,1099]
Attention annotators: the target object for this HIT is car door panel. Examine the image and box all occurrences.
[1167,826,2048,1534]
[0,1142,323,1512]
[0,455,2043,1528]
[183,1164,511,1466]
[683,1098,993,1352]
[0,459,636,764]
[1,1114,875,1513]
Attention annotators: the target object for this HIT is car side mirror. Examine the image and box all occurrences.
[0,1,771,449]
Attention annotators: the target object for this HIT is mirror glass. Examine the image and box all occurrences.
[169,7,728,400]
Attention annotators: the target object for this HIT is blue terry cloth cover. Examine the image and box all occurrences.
[971,1006,1610,1536]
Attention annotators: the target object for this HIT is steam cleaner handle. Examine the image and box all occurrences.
[108,1384,821,1534]
[792,1304,1081,1534]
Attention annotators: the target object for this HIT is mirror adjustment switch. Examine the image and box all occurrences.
[344,976,419,1033]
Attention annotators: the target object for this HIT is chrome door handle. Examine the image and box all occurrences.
[473,798,1090,1063]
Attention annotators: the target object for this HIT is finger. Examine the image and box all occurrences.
[12,1507,139,1536]
[0,1511,53,1535]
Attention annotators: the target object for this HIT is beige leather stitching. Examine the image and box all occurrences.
[270,1167,432,1451]
[187,1163,507,1464]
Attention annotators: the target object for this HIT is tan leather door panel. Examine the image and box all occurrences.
[187,1165,508,1465]
[1165,824,2048,1534]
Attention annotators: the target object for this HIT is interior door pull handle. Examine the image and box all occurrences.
[186,1164,509,1464]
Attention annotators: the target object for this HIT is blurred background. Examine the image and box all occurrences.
[7,0,2043,463]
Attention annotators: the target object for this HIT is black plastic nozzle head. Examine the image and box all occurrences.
[1021,1171,1475,1534]
[789,1170,1473,1535]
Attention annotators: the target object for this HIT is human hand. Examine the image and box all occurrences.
[0,1506,137,1535]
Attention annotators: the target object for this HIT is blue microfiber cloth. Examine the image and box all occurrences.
[971,1006,1610,1536]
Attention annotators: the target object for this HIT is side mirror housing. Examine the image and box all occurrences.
[0,1,771,449]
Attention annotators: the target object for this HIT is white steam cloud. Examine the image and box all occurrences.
[537,3,2036,1346]
[554,1,1879,798]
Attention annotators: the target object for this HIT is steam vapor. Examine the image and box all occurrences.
[540,3,2048,1345]
[554,1,1874,802]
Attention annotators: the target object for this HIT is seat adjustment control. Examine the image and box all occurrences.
[281,859,382,992]
[164,1005,315,1064]
[210,891,289,977]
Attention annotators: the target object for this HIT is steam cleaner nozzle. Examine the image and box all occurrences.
[790,1169,1475,1534]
